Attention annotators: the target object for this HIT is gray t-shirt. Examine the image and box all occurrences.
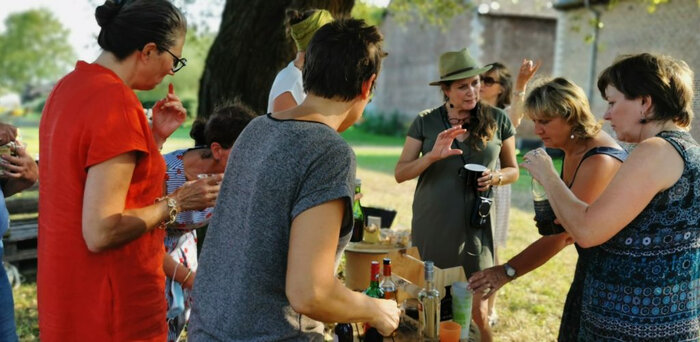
[189,114,355,341]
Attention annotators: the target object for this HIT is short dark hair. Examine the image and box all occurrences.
[95,0,187,60]
[597,53,694,128]
[485,62,513,109]
[302,18,387,101]
[189,101,256,149]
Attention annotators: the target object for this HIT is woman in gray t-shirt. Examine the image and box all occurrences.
[189,19,400,341]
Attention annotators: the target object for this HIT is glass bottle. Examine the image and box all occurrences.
[418,261,440,341]
[380,258,397,301]
[531,177,564,235]
[350,179,364,242]
[333,323,353,342]
[364,261,384,342]
[440,285,453,321]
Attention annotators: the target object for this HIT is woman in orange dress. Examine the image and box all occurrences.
[38,1,216,340]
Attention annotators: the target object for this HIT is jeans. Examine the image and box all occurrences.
[0,242,19,342]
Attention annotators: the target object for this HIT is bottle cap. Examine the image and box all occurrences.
[370,260,380,274]
[383,257,391,265]
[424,261,434,280]
[355,178,362,186]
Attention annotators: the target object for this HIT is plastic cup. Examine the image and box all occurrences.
[439,321,461,342]
[451,281,472,340]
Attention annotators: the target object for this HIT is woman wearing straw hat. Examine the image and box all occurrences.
[267,8,334,113]
[395,48,519,341]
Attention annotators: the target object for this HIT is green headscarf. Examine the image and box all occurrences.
[290,9,334,52]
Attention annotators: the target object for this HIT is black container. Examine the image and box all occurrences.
[533,199,565,235]
[334,323,353,342]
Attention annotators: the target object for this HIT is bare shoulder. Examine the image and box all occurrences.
[623,137,684,189]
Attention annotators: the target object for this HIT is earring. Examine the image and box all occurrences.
[570,134,575,140]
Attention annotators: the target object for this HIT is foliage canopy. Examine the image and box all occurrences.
[0,9,75,94]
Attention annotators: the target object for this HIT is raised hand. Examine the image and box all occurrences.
[151,83,187,146]
[515,58,541,93]
[428,126,467,162]
[520,148,557,184]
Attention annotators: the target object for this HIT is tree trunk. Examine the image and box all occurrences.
[197,0,355,119]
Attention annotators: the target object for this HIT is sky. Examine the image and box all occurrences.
[0,0,391,62]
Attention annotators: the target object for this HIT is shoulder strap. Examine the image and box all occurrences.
[567,147,627,187]
[659,131,689,161]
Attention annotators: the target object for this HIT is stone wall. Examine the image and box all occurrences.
[554,0,700,140]
[371,10,556,140]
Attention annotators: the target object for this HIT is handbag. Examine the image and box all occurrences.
[470,188,493,229]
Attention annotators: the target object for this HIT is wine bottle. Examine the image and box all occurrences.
[333,323,353,342]
[440,285,453,321]
[350,179,364,242]
[380,258,397,301]
[364,261,384,342]
[418,261,440,341]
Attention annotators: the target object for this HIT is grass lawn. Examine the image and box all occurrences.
[9,119,574,341]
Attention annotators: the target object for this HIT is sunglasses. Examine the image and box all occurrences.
[160,47,187,73]
[480,76,501,87]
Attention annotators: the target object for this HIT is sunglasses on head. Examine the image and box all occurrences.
[480,76,501,87]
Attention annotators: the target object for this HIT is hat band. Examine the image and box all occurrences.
[442,66,476,79]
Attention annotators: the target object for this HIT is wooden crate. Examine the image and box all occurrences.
[2,182,39,276]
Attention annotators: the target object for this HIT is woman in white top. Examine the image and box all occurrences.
[267,9,333,113]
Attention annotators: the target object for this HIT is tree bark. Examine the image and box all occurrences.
[197,0,355,119]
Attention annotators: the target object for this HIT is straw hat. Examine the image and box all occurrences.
[429,48,492,86]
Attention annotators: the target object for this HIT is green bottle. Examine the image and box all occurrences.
[350,179,364,242]
[364,261,384,341]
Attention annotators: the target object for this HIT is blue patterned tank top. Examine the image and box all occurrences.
[578,131,700,341]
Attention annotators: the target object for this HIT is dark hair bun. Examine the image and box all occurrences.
[189,117,207,145]
[95,0,124,28]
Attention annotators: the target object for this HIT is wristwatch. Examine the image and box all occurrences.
[503,263,517,279]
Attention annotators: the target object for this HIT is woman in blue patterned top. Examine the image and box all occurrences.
[523,53,698,341]
[161,102,255,341]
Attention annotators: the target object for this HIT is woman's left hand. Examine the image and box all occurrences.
[520,148,557,183]
[151,84,187,143]
[468,265,511,300]
[476,169,493,192]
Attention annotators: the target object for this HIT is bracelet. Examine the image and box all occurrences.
[513,90,526,97]
[497,171,504,186]
[182,269,193,283]
[156,196,179,229]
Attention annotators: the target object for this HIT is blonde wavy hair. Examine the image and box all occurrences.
[524,77,601,139]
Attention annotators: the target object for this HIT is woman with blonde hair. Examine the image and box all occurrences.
[470,77,627,340]
[522,53,698,340]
